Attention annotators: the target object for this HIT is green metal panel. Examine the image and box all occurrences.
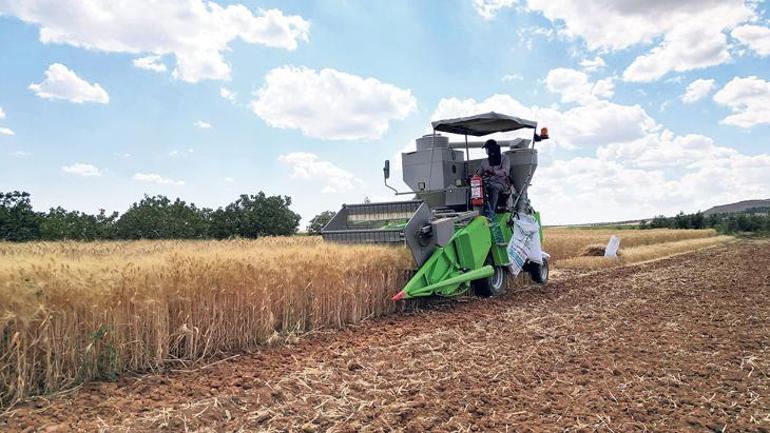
[490,212,512,266]
[396,216,493,300]
[534,211,544,241]
[455,217,491,270]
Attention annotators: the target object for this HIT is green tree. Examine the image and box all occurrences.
[209,192,300,238]
[41,207,118,240]
[306,210,336,235]
[114,195,210,239]
[0,191,41,241]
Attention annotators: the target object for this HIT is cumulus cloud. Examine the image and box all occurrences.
[478,0,755,82]
[622,24,733,82]
[194,120,212,129]
[29,63,109,104]
[278,152,363,193]
[62,163,102,177]
[540,129,770,222]
[472,0,518,20]
[713,75,770,128]
[132,55,167,72]
[579,56,606,72]
[681,79,716,103]
[502,73,523,82]
[545,68,614,104]
[0,1,310,83]
[530,149,770,223]
[133,173,185,186]
[250,66,417,140]
[168,148,194,158]
[0,107,12,135]
[732,24,770,57]
[220,87,236,102]
[431,94,655,150]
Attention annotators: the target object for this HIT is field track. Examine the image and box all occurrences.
[2,241,768,432]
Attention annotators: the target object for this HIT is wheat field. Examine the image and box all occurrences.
[0,238,413,407]
[0,228,723,406]
[542,228,719,261]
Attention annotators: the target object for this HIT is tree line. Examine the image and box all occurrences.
[0,191,302,241]
[639,208,770,234]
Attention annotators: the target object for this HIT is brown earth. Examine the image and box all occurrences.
[2,241,769,432]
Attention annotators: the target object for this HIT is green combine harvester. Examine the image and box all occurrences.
[322,112,549,300]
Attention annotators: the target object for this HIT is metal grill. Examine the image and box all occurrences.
[321,200,423,245]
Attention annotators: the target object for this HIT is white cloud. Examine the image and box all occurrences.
[732,24,770,56]
[596,130,738,169]
[10,150,31,157]
[531,148,770,224]
[0,1,310,83]
[713,75,770,128]
[278,152,363,193]
[525,0,753,50]
[681,79,716,103]
[473,0,518,20]
[29,63,109,104]
[168,148,194,158]
[531,124,769,223]
[0,108,11,136]
[622,24,733,82]
[250,66,417,140]
[62,163,102,177]
[224,176,235,182]
[502,73,523,82]
[194,120,212,129]
[133,173,185,186]
[133,55,167,72]
[515,25,554,50]
[579,56,606,72]
[482,0,755,82]
[545,68,614,104]
[220,87,236,102]
[431,94,656,150]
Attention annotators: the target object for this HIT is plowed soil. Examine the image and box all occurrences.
[2,241,769,432]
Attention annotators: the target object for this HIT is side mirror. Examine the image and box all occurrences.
[383,160,390,180]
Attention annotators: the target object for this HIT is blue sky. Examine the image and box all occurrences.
[0,0,768,226]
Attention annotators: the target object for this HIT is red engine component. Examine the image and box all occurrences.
[470,174,484,207]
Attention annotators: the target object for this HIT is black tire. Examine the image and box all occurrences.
[472,258,507,297]
[528,257,549,284]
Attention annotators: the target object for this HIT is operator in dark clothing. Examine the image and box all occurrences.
[477,139,512,220]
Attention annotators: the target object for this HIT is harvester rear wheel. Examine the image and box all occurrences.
[472,258,507,297]
[528,257,549,284]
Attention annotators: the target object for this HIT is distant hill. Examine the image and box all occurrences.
[703,199,770,216]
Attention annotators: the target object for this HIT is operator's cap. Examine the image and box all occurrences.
[482,139,499,148]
